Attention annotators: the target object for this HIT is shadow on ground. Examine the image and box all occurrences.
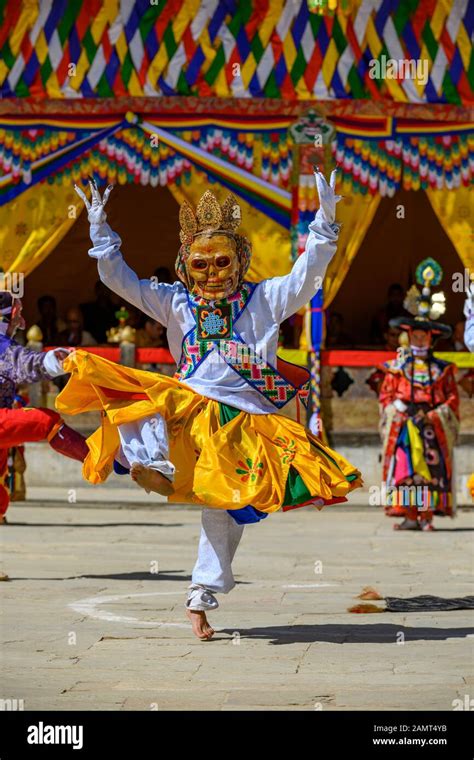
[219,623,474,645]
[5,522,184,528]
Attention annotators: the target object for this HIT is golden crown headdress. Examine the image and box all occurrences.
[179,190,242,245]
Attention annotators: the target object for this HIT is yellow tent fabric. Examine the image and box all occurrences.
[323,190,381,308]
[0,183,83,276]
[426,186,474,270]
[167,166,292,283]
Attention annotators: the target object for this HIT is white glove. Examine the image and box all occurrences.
[74,177,114,226]
[314,167,342,225]
[464,281,474,318]
[43,348,74,377]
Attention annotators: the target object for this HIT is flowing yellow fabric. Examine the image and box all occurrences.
[0,183,83,276]
[426,187,474,270]
[406,419,432,482]
[323,191,381,308]
[57,350,362,513]
[167,164,292,283]
[468,473,474,500]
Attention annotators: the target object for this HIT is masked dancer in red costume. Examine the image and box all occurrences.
[377,259,459,531]
[0,292,88,522]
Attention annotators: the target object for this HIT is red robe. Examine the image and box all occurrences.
[378,353,459,519]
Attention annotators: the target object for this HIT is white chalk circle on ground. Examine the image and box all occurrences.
[68,583,341,628]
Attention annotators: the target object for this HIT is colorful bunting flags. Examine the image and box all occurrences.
[0,0,471,104]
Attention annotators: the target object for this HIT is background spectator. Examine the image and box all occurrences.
[153,266,173,284]
[33,295,65,345]
[370,283,410,345]
[326,311,353,348]
[383,325,402,351]
[57,307,97,347]
[80,280,118,343]
[135,318,168,348]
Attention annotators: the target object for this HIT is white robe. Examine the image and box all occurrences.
[89,215,339,414]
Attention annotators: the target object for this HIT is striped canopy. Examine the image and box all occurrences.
[0,0,471,104]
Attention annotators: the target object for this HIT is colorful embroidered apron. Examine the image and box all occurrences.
[174,283,310,410]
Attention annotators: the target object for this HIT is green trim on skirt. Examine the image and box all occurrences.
[218,402,321,508]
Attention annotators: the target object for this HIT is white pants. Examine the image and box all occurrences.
[117,413,175,480]
[192,509,245,594]
[118,415,244,595]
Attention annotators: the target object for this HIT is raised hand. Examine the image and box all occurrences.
[313,167,342,225]
[74,176,114,225]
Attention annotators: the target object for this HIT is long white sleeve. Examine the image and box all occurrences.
[261,214,339,323]
[89,222,175,328]
[465,315,474,353]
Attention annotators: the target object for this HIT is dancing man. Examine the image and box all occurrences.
[0,292,89,522]
[64,169,362,639]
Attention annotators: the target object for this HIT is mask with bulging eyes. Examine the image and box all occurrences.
[187,233,240,301]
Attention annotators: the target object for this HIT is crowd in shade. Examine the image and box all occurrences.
[324,283,468,353]
[27,277,467,354]
[29,267,173,350]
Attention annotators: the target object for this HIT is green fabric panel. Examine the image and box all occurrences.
[291,46,307,83]
[121,51,133,87]
[442,70,461,105]
[1,41,15,69]
[97,72,113,97]
[41,57,53,86]
[251,33,264,63]
[393,0,418,36]
[219,402,241,426]
[421,20,438,61]
[14,78,30,97]
[263,69,280,98]
[332,17,347,55]
[57,0,82,45]
[177,70,191,95]
[283,465,312,507]
[347,66,366,98]
[163,24,178,59]
[81,29,97,63]
[205,45,226,85]
[139,4,162,41]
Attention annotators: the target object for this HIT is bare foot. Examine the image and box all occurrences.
[0,515,8,525]
[420,520,435,532]
[393,518,420,531]
[130,463,174,496]
[186,609,215,640]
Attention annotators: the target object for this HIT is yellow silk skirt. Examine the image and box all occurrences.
[57,350,362,514]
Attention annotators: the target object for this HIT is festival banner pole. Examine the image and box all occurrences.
[289,110,335,439]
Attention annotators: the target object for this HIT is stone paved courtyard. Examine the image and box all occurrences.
[1,503,473,711]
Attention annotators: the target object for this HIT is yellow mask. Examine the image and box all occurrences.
[187,234,239,301]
